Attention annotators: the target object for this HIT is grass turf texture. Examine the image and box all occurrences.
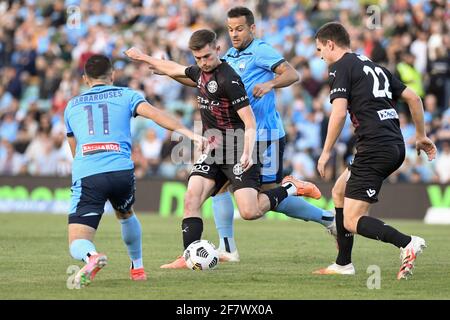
[1,213,449,299]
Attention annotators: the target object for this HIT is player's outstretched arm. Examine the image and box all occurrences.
[124,47,192,80]
[125,47,196,87]
[401,87,437,161]
[237,105,257,171]
[136,101,207,151]
[317,98,348,178]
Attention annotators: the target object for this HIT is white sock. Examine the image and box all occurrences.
[132,258,143,269]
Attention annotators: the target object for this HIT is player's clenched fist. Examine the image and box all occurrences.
[252,82,274,98]
[416,137,437,161]
[124,47,145,61]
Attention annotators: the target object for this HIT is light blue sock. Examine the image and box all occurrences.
[120,214,143,269]
[276,196,334,227]
[70,239,97,263]
[212,192,236,253]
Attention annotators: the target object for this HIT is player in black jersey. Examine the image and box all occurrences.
[125,29,319,269]
[312,22,437,279]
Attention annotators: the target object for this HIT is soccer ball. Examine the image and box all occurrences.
[183,240,219,271]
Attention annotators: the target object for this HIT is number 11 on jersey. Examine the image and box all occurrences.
[84,103,110,135]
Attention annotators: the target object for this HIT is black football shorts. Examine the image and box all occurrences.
[345,144,405,203]
[189,152,261,196]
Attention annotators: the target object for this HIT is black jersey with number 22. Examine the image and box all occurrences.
[328,53,406,150]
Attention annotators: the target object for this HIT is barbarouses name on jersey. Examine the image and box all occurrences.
[72,90,123,105]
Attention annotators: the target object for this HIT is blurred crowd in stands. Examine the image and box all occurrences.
[0,0,449,183]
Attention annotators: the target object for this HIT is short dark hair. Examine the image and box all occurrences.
[315,22,351,48]
[84,54,112,79]
[188,29,217,51]
[227,6,255,26]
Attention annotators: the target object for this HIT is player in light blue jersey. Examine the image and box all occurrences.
[212,7,336,261]
[65,54,206,287]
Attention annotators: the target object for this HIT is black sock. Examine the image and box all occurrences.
[335,208,354,266]
[261,187,288,210]
[356,216,411,248]
[182,217,203,250]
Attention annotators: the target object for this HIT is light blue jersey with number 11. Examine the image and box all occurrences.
[64,85,145,183]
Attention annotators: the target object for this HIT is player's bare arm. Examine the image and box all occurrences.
[136,101,208,151]
[252,61,299,98]
[141,53,197,88]
[317,98,348,178]
[124,47,195,86]
[236,105,256,171]
[67,136,76,158]
[401,87,437,161]
[148,60,197,87]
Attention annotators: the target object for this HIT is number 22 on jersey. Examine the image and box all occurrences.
[357,55,392,99]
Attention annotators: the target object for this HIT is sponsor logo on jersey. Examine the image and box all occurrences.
[366,189,376,197]
[82,142,120,156]
[377,108,399,121]
[329,70,337,77]
[197,96,220,110]
[330,87,347,95]
[231,95,248,106]
[207,81,218,93]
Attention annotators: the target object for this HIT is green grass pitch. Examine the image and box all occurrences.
[1,213,449,299]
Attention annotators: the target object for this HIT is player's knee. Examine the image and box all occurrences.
[332,185,344,203]
[115,210,133,220]
[239,207,260,220]
[240,211,257,220]
[343,216,357,233]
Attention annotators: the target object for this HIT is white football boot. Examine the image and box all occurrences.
[397,236,426,280]
[313,262,355,275]
[218,249,240,262]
